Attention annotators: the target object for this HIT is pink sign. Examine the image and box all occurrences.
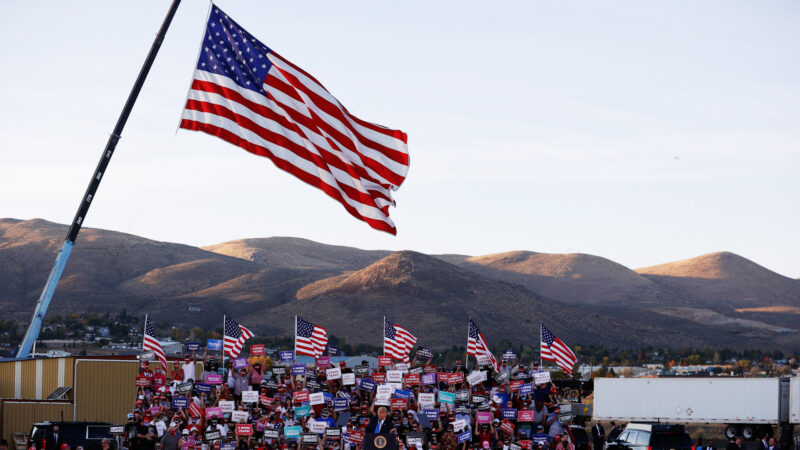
[476,412,493,424]
[205,373,223,384]
[205,406,222,418]
[518,410,534,422]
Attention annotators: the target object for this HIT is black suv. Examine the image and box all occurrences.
[605,423,692,450]
[29,421,116,450]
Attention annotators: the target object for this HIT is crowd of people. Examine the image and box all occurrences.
[124,350,579,450]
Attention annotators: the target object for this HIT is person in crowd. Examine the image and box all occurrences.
[591,423,605,450]
[607,422,622,443]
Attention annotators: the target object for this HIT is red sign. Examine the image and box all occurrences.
[378,356,392,367]
[404,373,421,385]
[348,430,365,444]
[517,410,534,422]
[135,376,151,387]
[423,364,436,374]
[371,373,386,384]
[509,380,524,391]
[259,395,271,406]
[391,398,408,410]
[450,372,464,384]
[500,420,515,435]
[293,390,309,402]
[235,424,253,436]
[250,344,265,356]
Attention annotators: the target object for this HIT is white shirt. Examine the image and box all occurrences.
[155,420,167,437]
[182,361,196,382]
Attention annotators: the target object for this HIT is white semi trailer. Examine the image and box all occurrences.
[593,377,800,440]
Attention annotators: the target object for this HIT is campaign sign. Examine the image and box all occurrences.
[394,389,412,400]
[233,357,249,369]
[264,379,279,390]
[294,405,310,417]
[502,350,517,361]
[458,431,472,444]
[293,390,309,402]
[309,420,327,434]
[509,380,524,392]
[391,398,408,410]
[309,392,325,405]
[418,393,435,408]
[502,409,518,420]
[205,373,223,384]
[205,407,223,418]
[284,426,302,438]
[421,373,436,385]
[375,396,391,406]
[306,377,321,390]
[195,383,212,394]
[476,411,493,424]
[476,354,491,366]
[260,394,272,406]
[280,351,294,361]
[407,436,424,448]
[135,376,151,387]
[533,372,551,385]
[186,341,201,352]
[358,379,377,392]
[494,369,510,384]
[221,443,236,450]
[518,410,534,422]
[371,372,386,383]
[302,433,319,444]
[378,356,392,367]
[333,398,349,411]
[327,367,342,380]
[438,391,455,405]
[342,373,355,385]
[242,390,258,403]
[416,346,433,359]
[231,411,249,423]
[455,405,471,415]
[450,372,464,384]
[509,443,522,450]
[532,434,549,445]
[377,385,393,397]
[395,363,410,373]
[423,364,437,374]
[455,390,470,402]
[519,383,533,395]
[291,364,306,375]
[405,373,421,385]
[263,429,280,439]
[207,339,223,350]
[500,420,515,435]
[316,356,330,367]
[347,430,365,444]
[326,428,341,438]
[409,366,424,375]
[234,424,253,436]
[354,365,369,377]
[172,396,189,408]
[423,409,439,421]
[177,381,193,394]
[272,366,286,376]
[452,419,467,432]
[327,344,339,356]
[205,430,221,441]
[386,370,403,383]
[250,344,265,356]
[467,371,488,386]
[472,394,489,404]
[219,401,235,413]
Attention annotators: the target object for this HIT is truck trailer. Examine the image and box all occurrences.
[593,377,800,440]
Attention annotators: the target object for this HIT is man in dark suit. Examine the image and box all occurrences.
[591,423,605,450]
[45,425,61,450]
[367,407,393,434]
[607,422,622,443]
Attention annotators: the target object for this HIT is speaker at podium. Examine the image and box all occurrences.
[363,433,399,450]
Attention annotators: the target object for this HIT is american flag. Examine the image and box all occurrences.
[188,399,203,418]
[384,318,417,363]
[224,317,254,358]
[143,318,167,368]
[540,324,577,375]
[467,318,499,371]
[295,316,327,358]
[180,6,409,235]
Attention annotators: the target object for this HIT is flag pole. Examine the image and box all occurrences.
[465,318,470,371]
[222,314,226,366]
[15,0,183,359]
[294,316,297,363]
[382,316,385,357]
[539,323,543,368]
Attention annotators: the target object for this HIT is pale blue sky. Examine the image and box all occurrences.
[1,1,798,277]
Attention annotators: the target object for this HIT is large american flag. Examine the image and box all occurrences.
[143,318,167,368]
[540,323,577,375]
[295,316,327,358]
[467,318,499,371]
[180,6,409,234]
[224,317,254,358]
[384,318,417,363]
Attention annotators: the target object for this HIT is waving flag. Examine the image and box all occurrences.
[467,318,499,371]
[295,316,328,358]
[384,318,417,363]
[540,324,577,375]
[224,317,254,358]
[143,317,167,368]
[180,5,409,234]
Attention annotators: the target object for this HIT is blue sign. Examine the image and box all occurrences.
[532,434,549,445]
[221,443,236,450]
[294,405,310,417]
[172,396,189,408]
[458,431,472,443]
[327,345,338,356]
[291,364,306,375]
[333,398,349,411]
[207,339,223,350]
[186,341,201,352]
[423,409,439,421]
[393,389,412,400]
[196,383,212,393]
[519,383,533,395]
[502,409,518,420]
[502,350,516,361]
[358,379,377,392]
[280,351,294,361]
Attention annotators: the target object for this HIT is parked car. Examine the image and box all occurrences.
[28,421,116,450]
[605,423,692,450]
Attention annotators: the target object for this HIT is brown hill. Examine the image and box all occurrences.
[203,237,389,270]
[441,251,676,306]
[636,252,800,308]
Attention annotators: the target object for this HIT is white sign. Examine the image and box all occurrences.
[377,385,393,397]
[327,368,342,380]
[394,363,410,373]
[386,370,403,383]
[342,373,355,385]
[467,371,488,386]
[219,401,235,413]
[375,396,391,406]
[533,371,551,385]
[387,382,403,392]
[241,390,258,403]
[309,392,325,405]
[231,411,249,423]
[451,419,467,432]
[308,420,327,434]
[476,354,491,366]
[417,393,435,408]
